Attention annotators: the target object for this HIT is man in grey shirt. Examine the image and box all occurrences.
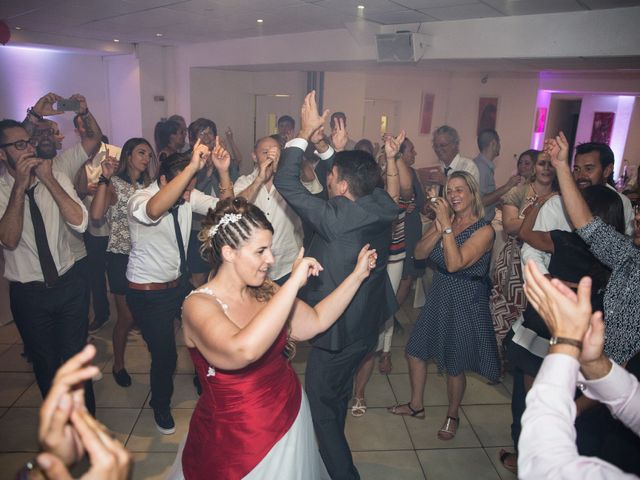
[474,129,521,222]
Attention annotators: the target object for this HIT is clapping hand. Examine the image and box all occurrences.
[353,244,378,280]
[300,91,330,141]
[431,197,453,231]
[290,248,324,289]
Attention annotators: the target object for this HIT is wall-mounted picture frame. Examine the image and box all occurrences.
[419,92,435,135]
[477,97,498,134]
[534,107,547,133]
[591,111,615,144]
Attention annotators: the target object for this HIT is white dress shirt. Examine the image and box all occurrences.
[520,187,634,276]
[0,170,88,283]
[519,353,640,479]
[234,169,304,280]
[126,182,219,283]
[53,143,89,261]
[441,153,480,183]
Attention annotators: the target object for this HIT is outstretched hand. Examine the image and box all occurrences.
[190,138,211,172]
[523,260,595,348]
[300,91,330,141]
[543,131,570,170]
[33,92,64,117]
[290,248,324,289]
[354,244,377,280]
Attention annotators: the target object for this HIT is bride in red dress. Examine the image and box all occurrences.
[169,197,377,479]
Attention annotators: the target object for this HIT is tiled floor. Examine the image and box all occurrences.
[0,293,518,480]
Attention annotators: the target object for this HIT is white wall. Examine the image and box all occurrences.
[104,54,142,147]
[623,98,640,179]
[0,46,111,150]
[189,69,307,171]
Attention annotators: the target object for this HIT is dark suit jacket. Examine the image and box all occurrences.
[274,144,400,350]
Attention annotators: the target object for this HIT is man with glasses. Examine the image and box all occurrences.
[0,119,95,412]
[427,125,479,194]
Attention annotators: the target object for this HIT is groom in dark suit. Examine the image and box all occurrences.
[274,91,399,479]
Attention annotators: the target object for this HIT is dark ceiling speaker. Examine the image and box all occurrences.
[375,32,431,63]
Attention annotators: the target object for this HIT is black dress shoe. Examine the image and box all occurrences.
[112,368,132,387]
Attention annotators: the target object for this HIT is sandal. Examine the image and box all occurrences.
[387,402,425,419]
[378,352,393,374]
[351,397,367,417]
[437,416,459,440]
[499,449,518,475]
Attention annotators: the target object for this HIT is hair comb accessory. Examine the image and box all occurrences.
[208,213,242,238]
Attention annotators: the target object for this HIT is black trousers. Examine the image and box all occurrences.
[9,267,95,414]
[305,334,377,480]
[84,232,110,322]
[126,283,190,410]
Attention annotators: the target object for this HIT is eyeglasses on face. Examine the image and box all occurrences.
[33,127,54,137]
[0,138,38,150]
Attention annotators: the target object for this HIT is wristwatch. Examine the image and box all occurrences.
[549,336,583,350]
[442,227,453,235]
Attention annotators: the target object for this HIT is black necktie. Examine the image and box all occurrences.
[26,185,59,286]
[171,207,188,278]
[439,167,452,197]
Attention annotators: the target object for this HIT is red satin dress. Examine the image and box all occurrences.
[181,330,301,479]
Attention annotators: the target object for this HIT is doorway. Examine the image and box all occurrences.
[363,99,401,143]
[546,97,582,159]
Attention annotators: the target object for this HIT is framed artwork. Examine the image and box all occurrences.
[477,97,498,134]
[591,112,615,144]
[419,93,435,135]
[534,107,547,133]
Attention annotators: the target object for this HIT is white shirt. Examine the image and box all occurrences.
[519,353,640,479]
[521,187,634,276]
[234,169,304,280]
[53,143,89,261]
[126,182,219,283]
[0,170,88,283]
[441,153,480,183]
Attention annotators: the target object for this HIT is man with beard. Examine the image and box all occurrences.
[0,119,94,412]
[521,142,634,276]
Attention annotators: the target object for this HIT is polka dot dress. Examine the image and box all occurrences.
[406,219,500,382]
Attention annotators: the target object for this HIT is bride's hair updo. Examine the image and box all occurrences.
[199,197,276,300]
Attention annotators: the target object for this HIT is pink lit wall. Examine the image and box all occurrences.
[0,46,112,150]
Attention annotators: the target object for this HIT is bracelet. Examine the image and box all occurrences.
[386,172,399,177]
[98,174,111,185]
[27,107,44,121]
[218,184,233,193]
[549,336,583,350]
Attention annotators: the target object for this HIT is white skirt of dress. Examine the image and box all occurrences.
[166,386,330,480]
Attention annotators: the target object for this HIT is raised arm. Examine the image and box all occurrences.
[235,146,277,202]
[0,154,42,249]
[273,91,335,238]
[89,150,118,221]
[482,174,521,208]
[22,92,64,137]
[70,94,103,156]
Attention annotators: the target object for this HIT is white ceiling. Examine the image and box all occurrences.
[3,0,640,46]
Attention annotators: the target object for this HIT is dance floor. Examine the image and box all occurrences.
[0,288,517,480]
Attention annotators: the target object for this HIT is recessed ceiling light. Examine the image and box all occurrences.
[257,19,264,24]
[156,33,163,37]
[15,26,22,30]
[357,5,365,10]
[113,39,120,43]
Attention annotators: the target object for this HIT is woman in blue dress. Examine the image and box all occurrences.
[389,171,499,440]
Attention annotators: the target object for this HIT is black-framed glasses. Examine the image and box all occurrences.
[0,138,38,150]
